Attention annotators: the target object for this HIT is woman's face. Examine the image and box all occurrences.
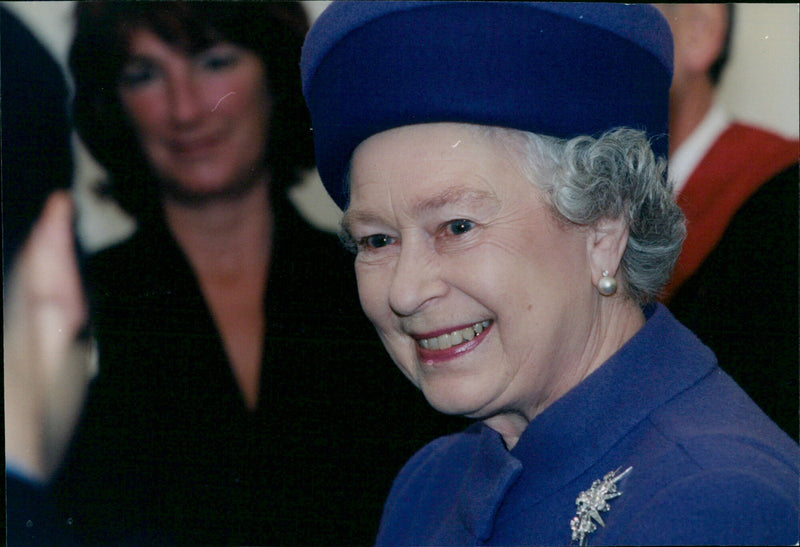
[345,123,605,426]
[117,27,271,200]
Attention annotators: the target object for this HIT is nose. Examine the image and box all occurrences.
[388,242,447,317]
[167,71,203,125]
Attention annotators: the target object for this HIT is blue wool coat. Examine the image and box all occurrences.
[376,304,799,546]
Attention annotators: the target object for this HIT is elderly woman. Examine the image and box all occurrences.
[301,3,799,545]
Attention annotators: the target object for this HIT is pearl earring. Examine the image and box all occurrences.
[597,270,617,296]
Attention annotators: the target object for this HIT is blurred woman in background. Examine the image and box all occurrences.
[52,2,463,544]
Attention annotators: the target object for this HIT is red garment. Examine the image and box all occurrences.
[663,123,799,300]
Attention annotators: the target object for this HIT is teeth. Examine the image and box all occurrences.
[417,321,490,351]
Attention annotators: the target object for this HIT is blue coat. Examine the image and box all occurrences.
[376,304,799,546]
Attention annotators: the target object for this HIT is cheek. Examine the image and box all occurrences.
[461,227,586,317]
[119,91,164,138]
[355,263,419,378]
[454,228,540,290]
[224,88,272,161]
[216,72,271,121]
[355,262,389,325]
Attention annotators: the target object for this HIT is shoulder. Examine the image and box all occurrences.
[689,123,798,203]
[383,425,483,504]
[603,420,799,544]
[270,202,361,312]
[646,364,798,470]
[85,231,145,272]
[611,378,800,544]
[377,427,483,544]
[616,465,798,545]
[590,347,800,541]
[272,199,354,274]
[392,429,475,481]
[84,227,180,300]
[722,123,799,156]
[84,232,144,291]
[711,123,799,177]
[732,162,798,223]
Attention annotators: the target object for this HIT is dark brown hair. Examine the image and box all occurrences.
[69,1,314,224]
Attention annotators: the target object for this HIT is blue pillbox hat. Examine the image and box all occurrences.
[301,2,673,210]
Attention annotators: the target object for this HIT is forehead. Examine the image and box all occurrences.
[347,123,533,213]
[120,15,221,58]
[120,27,201,70]
[123,26,171,52]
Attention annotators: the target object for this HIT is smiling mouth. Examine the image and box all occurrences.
[416,321,491,351]
[171,135,222,155]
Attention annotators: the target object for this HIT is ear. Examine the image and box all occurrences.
[677,4,728,76]
[587,216,628,288]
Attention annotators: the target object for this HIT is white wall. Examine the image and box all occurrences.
[718,4,799,137]
[4,2,798,249]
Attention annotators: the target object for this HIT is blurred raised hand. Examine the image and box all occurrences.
[5,191,92,482]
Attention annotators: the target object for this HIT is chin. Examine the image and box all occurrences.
[162,172,261,203]
[420,380,494,419]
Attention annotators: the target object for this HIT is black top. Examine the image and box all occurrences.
[53,196,467,545]
[669,164,799,441]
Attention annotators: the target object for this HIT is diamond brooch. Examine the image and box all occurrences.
[570,466,632,546]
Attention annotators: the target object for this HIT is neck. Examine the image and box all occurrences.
[163,180,274,410]
[163,180,273,281]
[668,77,716,155]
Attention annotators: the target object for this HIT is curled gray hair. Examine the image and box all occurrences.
[487,126,686,304]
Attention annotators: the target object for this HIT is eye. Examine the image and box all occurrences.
[358,234,395,250]
[119,60,158,88]
[197,47,240,71]
[445,219,475,235]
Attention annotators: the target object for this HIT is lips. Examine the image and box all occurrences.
[170,134,222,156]
[416,320,491,351]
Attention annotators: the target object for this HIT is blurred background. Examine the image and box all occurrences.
[4,1,798,252]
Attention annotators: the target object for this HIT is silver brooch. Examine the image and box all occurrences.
[570,466,632,546]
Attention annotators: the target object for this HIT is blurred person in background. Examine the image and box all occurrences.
[46,2,463,545]
[5,193,89,547]
[3,6,87,545]
[656,4,799,441]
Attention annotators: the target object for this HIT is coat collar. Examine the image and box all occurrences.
[457,304,716,538]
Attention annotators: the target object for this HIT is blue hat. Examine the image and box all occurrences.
[301,2,673,209]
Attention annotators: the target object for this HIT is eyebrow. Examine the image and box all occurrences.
[412,186,498,217]
[341,185,499,235]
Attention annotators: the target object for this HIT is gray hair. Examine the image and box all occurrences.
[486,126,685,304]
